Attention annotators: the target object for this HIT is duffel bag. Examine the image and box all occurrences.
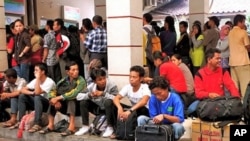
[196,96,243,121]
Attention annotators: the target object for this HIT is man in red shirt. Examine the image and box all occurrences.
[194,48,240,100]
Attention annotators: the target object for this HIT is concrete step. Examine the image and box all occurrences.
[0,124,191,141]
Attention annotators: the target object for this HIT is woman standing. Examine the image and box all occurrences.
[159,16,177,57]
[13,19,31,82]
[189,23,204,76]
[216,25,230,71]
[80,18,94,79]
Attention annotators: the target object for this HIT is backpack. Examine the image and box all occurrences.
[243,83,250,124]
[143,27,161,62]
[89,114,107,136]
[115,110,137,140]
[66,33,80,59]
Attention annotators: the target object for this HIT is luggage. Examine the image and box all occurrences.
[89,114,107,135]
[115,111,137,140]
[243,83,250,124]
[196,96,243,122]
[135,124,174,141]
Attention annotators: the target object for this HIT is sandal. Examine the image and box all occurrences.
[39,127,54,134]
[2,120,16,128]
[28,124,42,133]
[9,122,20,130]
[60,129,75,136]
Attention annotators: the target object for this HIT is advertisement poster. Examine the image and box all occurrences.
[4,0,25,15]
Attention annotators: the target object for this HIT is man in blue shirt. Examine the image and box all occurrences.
[137,76,185,140]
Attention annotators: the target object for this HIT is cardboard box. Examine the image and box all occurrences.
[192,132,224,141]
[191,118,235,140]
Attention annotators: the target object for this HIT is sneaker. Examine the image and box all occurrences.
[74,125,90,136]
[102,126,114,137]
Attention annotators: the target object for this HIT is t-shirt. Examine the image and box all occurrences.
[119,83,151,107]
[27,77,56,99]
[159,62,187,93]
[149,92,185,124]
[3,77,27,92]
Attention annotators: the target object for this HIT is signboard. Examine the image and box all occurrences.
[4,0,25,15]
[5,15,22,25]
[62,6,80,21]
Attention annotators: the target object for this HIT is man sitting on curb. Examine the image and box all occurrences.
[75,68,118,137]
[12,63,56,133]
[1,68,27,127]
[137,76,185,140]
[39,61,86,136]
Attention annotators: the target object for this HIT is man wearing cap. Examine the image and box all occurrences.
[28,24,43,80]
[202,16,220,52]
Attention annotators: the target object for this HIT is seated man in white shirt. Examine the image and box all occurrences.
[11,63,56,133]
[112,65,151,138]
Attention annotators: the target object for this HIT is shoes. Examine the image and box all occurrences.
[74,125,90,136]
[102,126,114,137]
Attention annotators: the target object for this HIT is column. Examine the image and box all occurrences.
[94,0,106,21]
[0,0,8,73]
[189,0,209,28]
[106,0,143,89]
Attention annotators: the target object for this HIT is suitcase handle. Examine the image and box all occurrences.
[141,125,160,134]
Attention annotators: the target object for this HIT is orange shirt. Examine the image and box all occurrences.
[228,26,250,66]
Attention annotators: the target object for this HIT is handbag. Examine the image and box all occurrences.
[54,119,69,133]
[196,96,243,121]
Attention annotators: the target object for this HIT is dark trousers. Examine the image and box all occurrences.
[47,63,62,83]
[146,58,155,78]
[80,99,116,127]
[48,100,80,117]
[18,94,49,125]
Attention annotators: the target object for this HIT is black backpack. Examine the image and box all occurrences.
[66,33,80,59]
[243,83,250,124]
[115,111,137,140]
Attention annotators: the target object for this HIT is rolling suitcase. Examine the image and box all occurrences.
[135,124,174,141]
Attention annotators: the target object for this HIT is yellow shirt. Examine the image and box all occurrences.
[228,26,250,66]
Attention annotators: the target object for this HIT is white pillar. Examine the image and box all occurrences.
[0,0,8,73]
[106,0,143,89]
[189,0,209,29]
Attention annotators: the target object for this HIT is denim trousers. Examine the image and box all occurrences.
[13,63,30,82]
[18,94,49,125]
[137,115,185,140]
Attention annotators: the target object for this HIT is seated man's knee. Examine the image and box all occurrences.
[80,100,88,107]
[34,95,42,101]
[18,94,26,99]
[104,99,113,107]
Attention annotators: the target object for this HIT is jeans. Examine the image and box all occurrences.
[18,94,49,125]
[13,63,30,82]
[186,100,200,115]
[80,99,116,126]
[10,97,18,114]
[137,115,185,140]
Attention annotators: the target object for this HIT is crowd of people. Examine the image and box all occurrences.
[0,12,249,141]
